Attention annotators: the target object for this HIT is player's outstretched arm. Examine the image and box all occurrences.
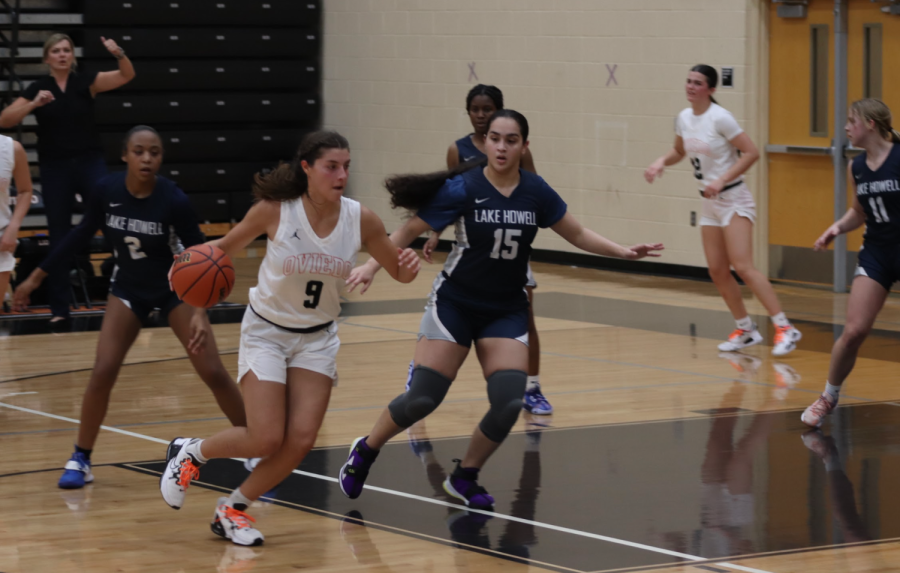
[347,215,431,293]
[209,200,280,258]
[360,206,420,286]
[551,212,664,260]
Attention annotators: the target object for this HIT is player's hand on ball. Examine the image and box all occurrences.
[623,243,664,260]
[814,224,842,252]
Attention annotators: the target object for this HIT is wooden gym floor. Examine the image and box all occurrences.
[1,252,900,573]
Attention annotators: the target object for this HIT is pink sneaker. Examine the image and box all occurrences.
[801,394,836,428]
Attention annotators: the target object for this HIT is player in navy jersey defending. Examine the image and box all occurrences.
[801,99,900,428]
[339,110,663,509]
[13,126,246,489]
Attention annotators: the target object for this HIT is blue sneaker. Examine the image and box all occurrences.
[404,360,414,392]
[443,460,495,510]
[339,437,379,499]
[58,452,94,489]
[523,385,553,415]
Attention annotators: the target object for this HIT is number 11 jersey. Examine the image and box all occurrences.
[249,196,361,329]
[853,143,900,246]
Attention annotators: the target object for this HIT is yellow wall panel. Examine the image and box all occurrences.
[768,154,833,248]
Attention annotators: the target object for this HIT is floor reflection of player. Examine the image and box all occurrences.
[717,353,801,401]
[697,384,776,558]
[802,432,871,544]
[406,419,543,560]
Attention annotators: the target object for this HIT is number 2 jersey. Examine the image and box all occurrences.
[40,172,204,301]
[417,168,567,310]
[249,196,361,329]
[853,143,900,245]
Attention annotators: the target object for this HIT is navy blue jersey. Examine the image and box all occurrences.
[455,134,485,163]
[853,143,900,245]
[418,168,566,302]
[41,172,204,300]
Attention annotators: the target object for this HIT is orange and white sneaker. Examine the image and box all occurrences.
[717,326,764,352]
[801,393,837,428]
[160,437,204,510]
[772,325,802,356]
[212,498,264,546]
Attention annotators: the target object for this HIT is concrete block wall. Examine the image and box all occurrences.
[322,0,763,268]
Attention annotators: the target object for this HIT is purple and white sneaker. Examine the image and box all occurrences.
[339,436,379,499]
[442,459,495,510]
[523,384,553,415]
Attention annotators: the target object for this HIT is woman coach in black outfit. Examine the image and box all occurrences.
[0,33,135,325]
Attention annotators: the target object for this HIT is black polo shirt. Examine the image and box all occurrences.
[22,70,103,160]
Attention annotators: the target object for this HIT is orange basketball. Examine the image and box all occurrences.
[169,244,235,309]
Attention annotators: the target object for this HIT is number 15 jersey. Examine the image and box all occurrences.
[417,168,567,309]
[249,196,361,329]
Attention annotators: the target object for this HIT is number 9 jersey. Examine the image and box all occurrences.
[675,103,745,191]
[249,196,361,329]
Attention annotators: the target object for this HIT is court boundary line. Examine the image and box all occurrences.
[119,462,582,573]
[0,399,773,573]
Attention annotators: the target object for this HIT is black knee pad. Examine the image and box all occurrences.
[388,366,452,428]
[479,369,526,443]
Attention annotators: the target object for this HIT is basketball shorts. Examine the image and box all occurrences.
[699,182,757,227]
[855,243,900,291]
[418,295,529,348]
[0,250,13,273]
[526,262,537,289]
[110,283,182,321]
[237,307,340,384]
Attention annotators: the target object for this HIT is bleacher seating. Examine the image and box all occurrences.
[1,0,322,226]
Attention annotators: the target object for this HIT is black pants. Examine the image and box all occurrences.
[38,152,107,318]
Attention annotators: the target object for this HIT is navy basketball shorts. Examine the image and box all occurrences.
[855,243,900,291]
[110,283,182,321]
[418,295,529,348]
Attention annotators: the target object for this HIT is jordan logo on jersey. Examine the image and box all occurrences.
[282,253,352,279]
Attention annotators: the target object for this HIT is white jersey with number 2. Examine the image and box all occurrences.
[249,196,361,329]
[675,103,744,190]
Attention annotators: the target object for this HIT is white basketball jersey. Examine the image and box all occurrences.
[249,196,361,329]
[0,135,14,230]
[675,103,745,190]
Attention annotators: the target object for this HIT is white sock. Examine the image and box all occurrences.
[526,375,540,392]
[770,312,790,328]
[824,382,841,403]
[228,487,253,511]
[735,316,753,331]
[187,439,209,464]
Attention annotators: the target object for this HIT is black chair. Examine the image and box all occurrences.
[187,192,231,223]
